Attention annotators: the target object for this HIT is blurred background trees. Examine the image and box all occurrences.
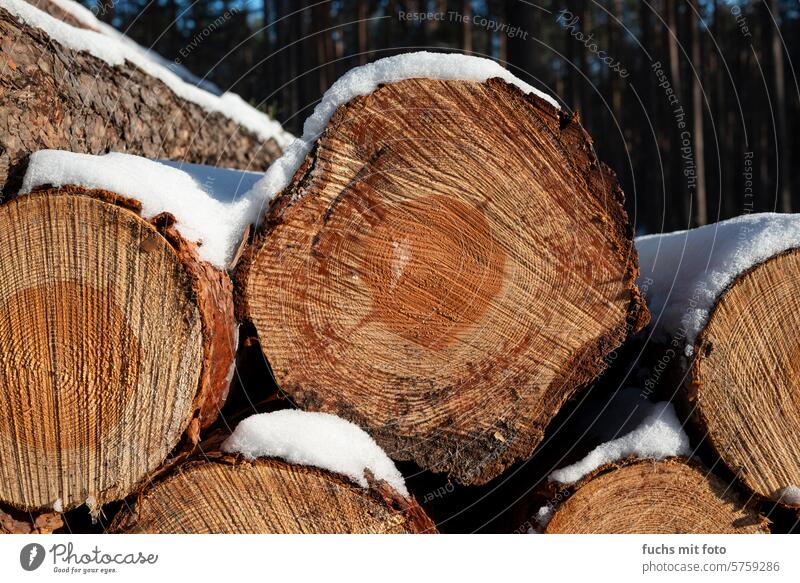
[79,0,800,234]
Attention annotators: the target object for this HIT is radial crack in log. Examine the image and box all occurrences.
[111,456,437,534]
[541,458,768,534]
[237,77,647,485]
[0,187,236,512]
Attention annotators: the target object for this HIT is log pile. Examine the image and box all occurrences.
[0,0,797,535]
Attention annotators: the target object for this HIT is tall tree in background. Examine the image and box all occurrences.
[688,0,707,225]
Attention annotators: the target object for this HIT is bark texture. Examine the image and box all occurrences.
[112,455,437,534]
[541,458,768,534]
[0,186,236,512]
[237,77,648,485]
[0,5,282,195]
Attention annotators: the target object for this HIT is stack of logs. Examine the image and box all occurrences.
[0,0,797,534]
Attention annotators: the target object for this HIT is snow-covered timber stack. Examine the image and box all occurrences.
[0,0,293,194]
[539,459,768,534]
[112,412,437,534]
[236,53,649,485]
[0,151,260,514]
[637,214,800,509]
[524,392,767,533]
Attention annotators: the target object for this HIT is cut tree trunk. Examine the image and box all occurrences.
[111,456,437,534]
[237,77,648,485]
[687,249,800,507]
[0,5,283,195]
[541,459,768,534]
[0,186,236,513]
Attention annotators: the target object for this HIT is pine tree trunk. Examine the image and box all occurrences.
[539,459,768,534]
[0,5,284,195]
[236,77,648,485]
[0,186,236,513]
[111,456,437,534]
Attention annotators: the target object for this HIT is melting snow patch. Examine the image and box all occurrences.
[3,0,292,147]
[636,213,800,349]
[52,498,63,513]
[20,150,264,269]
[222,410,408,497]
[549,401,691,484]
[248,51,559,208]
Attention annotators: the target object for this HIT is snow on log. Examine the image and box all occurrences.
[0,0,292,194]
[637,213,800,507]
[236,52,648,485]
[111,456,436,534]
[538,459,768,534]
[0,180,237,512]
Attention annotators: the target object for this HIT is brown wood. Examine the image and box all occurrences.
[0,186,236,513]
[112,456,437,534]
[542,458,768,534]
[0,5,283,195]
[688,250,800,507]
[237,77,647,485]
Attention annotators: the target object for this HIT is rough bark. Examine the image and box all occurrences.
[540,458,768,534]
[686,250,800,507]
[237,77,648,485]
[111,454,437,534]
[0,5,283,195]
[0,186,236,513]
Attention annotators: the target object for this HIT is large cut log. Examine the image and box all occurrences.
[637,214,800,508]
[0,184,236,513]
[236,53,648,485]
[111,456,436,534]
[538,459,768,534]
[0,0,291,194]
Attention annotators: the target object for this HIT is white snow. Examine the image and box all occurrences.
[535,505,553,528]
[222,410,408,496]
[637,213,800,350]
[52,498,63,513]
[549,401,691,484]
[20,150,264,269]
[778,486,800,505]
[247,51,560,207]
[3,0,293,148]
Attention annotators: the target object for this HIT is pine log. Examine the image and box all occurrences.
[685,250,800,507]
[0,186,236,512]
[237,77,648,484]
[0,4,283,195]
[111,456,437,534]
[540,459,768,534]
[636,218,800,508]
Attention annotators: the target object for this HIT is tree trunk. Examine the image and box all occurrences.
[765,0,791,212]
[236,77,648,485]
[111,456,437,534]
[539,459,768,534]
[0,5,284,195]
[0,186,236,514]
[687,0,707,226]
